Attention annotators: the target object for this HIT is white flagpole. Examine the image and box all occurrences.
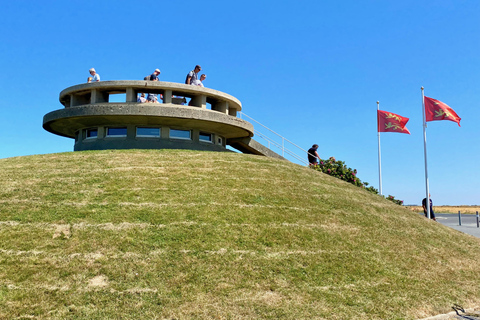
[377,101,383,195]
[421,87,431,219]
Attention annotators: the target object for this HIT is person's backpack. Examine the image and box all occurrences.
[185,71,193,84]
[144,75,152,81]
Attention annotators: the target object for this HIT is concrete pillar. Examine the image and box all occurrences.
[71,94,90,107]
[161,127,169,139]
[192,129,200,142]
[126,88,136,102]
[127,125,135,139]
[91,89,109,103]
[213,101,228,114]
[163,90,172,104]
[97,126,105,139]
[190,95,207,109]
[228,108,237,117]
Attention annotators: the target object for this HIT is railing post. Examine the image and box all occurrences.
[458,211,461,226]
[282,137,285,157]
[476,211,479,228]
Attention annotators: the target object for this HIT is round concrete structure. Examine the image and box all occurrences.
[43,81,254,152]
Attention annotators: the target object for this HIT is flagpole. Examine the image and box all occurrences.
[377,101,382,195]
[421,87,431,219]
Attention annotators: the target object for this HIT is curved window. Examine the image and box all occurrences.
[85,128,98,139]
[170,129,191,140]
[199,132,212,143]
[136,127,160,137]
[106,127,127,137]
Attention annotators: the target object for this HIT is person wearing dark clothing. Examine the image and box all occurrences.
[422,195,436,221]
[307,144,320,165]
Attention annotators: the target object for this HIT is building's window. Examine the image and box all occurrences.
[106,127,127,137]
[199,132,212,143]
[217,137,223,145]
[170,129,191,140]
[75,131,79,142]
[136,127,160,137]
[85,128,98,139]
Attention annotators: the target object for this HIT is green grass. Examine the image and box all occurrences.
[0,149,479,319]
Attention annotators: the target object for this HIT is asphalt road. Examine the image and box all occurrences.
[427,213,480,239]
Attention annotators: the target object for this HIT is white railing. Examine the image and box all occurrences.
[238,112,315,166]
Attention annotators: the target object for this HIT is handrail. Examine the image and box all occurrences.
[238,112,317,166]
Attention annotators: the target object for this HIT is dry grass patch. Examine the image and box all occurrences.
[408,205,480,214]
[0,149,479,319]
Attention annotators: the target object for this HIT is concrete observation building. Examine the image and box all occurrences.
[43,81,282,158]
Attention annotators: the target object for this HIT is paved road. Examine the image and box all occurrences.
[432,213,480,239]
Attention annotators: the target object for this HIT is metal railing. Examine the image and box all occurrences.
[238,112,316,166]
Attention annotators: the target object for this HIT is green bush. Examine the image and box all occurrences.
[386,195,404,206]
[310,157,402,206]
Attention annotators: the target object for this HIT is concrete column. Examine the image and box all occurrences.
[190,95,207,109]
[161,127,169,139]
[97,126,105,139]
[213,101,228,114]
[71,94,90,107]
[91,89,109,103]
[228,108,237,117]
[127,125,135,139]
[163,90,172,104]
[192,129,200,142]
[126,88,136,102]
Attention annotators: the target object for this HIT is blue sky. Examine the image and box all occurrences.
[0,0,478,205]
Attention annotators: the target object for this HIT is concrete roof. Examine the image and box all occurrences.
[43,103,253,139]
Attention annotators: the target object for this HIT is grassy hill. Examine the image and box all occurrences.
[0,149,479,319]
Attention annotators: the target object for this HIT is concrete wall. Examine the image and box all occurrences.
[74,124,226,152]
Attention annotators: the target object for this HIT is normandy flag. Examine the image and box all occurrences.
[377,110,411,134]
[424,96,461,126]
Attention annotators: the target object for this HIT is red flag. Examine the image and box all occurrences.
[424,96,461,126]
[377,110,411,134]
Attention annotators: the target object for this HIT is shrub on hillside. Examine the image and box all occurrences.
[386,195,404,206]
[310,157,403,205]
[311,157,361,187]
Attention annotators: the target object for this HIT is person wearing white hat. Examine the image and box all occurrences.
[89,68,100,82]
[150,68,161,81]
